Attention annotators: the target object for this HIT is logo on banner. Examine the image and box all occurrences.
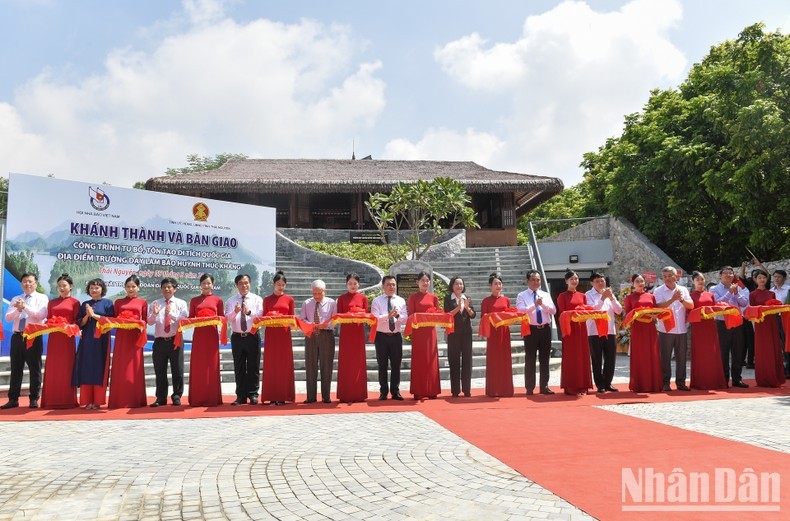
[89,187,110,211]
[193,202,210,222]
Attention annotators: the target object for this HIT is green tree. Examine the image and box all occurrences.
[237,263,260,294]
[581,24,789,270]
[365,177,479,262]
[516,183,598,244]
[165,153,248,176]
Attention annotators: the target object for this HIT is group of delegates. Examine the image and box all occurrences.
[615,265,788,394]
[4,262,786,411]
[2,272,223,410]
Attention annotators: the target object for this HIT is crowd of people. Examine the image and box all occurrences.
[2,262,788,410]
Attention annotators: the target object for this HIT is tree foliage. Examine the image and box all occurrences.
[579,24,789,270]
[165,153,249,176]
[365,177,479,262]
[517,183,601,244]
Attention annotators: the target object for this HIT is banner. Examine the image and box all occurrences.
[2,173,276,354]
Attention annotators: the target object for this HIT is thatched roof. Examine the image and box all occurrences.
[145,159,564,214]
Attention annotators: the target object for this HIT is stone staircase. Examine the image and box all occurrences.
[431,246,535,340]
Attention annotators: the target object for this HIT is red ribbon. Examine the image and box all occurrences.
[622,306,675,332]
[559,305,610,337]
[95,316,147,348]
[22,321,81,348]
[478,310,531,339]
[404,312,455,339]
[744,302,790,324]
[687,305,743,329]
[174,315,228,348]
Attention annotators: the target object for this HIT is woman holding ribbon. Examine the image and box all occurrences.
[556,271,593,396]
[407,272,442,399]
[187,273,225,406]
[336,273,369,403]
[624,274,663,393]
[479,273,514,398]
[73,278,115,410]
[41,273,80,409]
[749,270,786,387]
[261,271,296,405]
[108,274,148,409]
[688,271,727,390]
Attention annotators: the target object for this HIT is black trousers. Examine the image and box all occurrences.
[718,322,744,384]
[588,334,616,389]
[231,332,261,399]
[375,332,402,394]
[304,330,335,401]
[524,325,552,390]
[447,331,473,395]
[8,332,42,401]
[152,337,184,402]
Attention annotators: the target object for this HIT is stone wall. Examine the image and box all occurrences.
[276,232,384,291]
[539,217,610,242]
[700,259,790,288]
[279,228,463,246]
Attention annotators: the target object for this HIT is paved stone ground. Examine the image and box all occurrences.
[0,413,593,521]
[599,395,790,455]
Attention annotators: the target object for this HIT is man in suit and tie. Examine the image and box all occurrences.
[370,276,408,400]
[299,280,337,404]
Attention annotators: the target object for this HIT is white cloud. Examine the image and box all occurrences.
[1,5,386,186]
[402,0,687,184]
[383,128,504,166]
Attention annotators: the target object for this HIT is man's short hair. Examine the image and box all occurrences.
[661,266,678,276]
[525,270,540,281]
[590,272,605,282]
[311,279,326,290]
[719,266,735,274]
[161,277,178,288]
[235,274,251,284]
[382,275,396,285]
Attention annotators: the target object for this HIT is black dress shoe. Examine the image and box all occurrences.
[249,396,259,405]
[732,381,749,388]
[597,388,606,394]
[540,387,554,395]
[451,393,459,398]
[276,401,285,406]
[172,397,181,406]
[463,392,471,397]
[606,386,619,392]
[662,384,672,392]
[391,392,403,401]
[322,398,332,404]
[378,393,388,401]
[526,389,534,396]
[1,400,19,410]
[231,398,246,406]
[29,398,39,409]
[149,401,162,408]
[676,384,690,391]
[303,399,317,404]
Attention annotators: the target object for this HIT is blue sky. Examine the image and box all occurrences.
[0,0,787,188]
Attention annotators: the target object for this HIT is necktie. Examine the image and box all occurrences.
[18,295,30,332]
[164,299,171,333]
[534,291,543,324]
[388,296,395,332]
[314,300,321,326]
[240,295,247,331]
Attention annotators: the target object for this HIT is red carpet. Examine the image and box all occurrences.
[2,381,788,519]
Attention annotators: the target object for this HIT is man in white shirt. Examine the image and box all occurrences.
[585,272,622,393]
[370,275,408,400]
[710,266,750,387]
[299,280,337,404]
[224,274,264,405]
[653,266,694,391]
[516,270,557,396]
[2,272,49,409]
[516,270,557,395]
[147,277,189,406]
